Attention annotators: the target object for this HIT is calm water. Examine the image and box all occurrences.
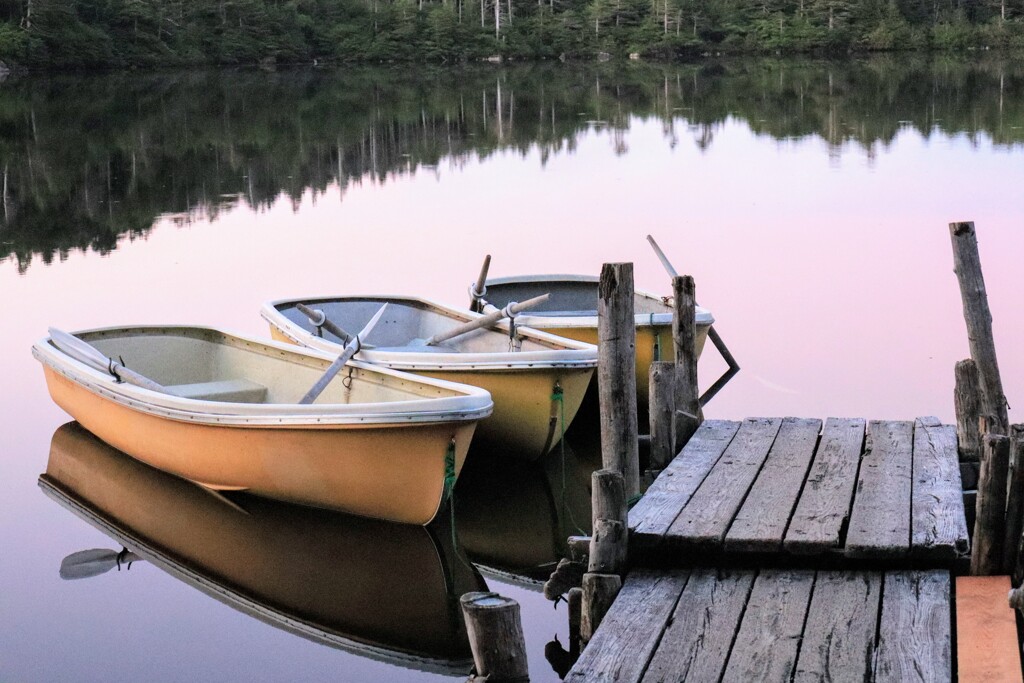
[2,56,1023,682]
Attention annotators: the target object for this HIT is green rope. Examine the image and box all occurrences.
[627,492,643,508]
[651,313,661,362]
[443,438,457,501]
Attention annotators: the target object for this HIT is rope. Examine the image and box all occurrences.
[650,313,661,362]
[627,492,643,508]
[443,438,478,574]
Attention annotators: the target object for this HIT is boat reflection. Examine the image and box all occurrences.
[40,422,485,676]
[453,438,597,586]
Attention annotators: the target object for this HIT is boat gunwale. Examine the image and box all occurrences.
[262,295,600,370]
[482,274,716,326]
[38,476,476,676]
[32,326,494,427]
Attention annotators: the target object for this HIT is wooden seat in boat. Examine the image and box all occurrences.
[166,379,268,403]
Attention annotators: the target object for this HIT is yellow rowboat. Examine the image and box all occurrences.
[261,296,598,461]
[32,326,493,525]
[479,275,714,405]
[40,422,485,674]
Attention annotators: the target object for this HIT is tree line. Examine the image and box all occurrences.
[0,0,1023,68]
[2,58,1021,273]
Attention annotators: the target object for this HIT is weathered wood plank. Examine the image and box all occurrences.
[874,570,952,683]
[845,420,914,558]
[725,418,822,552]
[956,576,1023,683]
[629,420,740,541]
[721,569,816,682]
[912,417,970,561]
[792,571,882,683]
[784,418,865,554]
[640,568,756,683]
[665,418,783,549]
[565,569,690,683]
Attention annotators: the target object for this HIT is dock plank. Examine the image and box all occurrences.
[640,568,756,683]
[955,576,1022,683]
[665,418,783,549]
[873,570,952,683]
[725,418,822,552]
[629,420,740,544]
[912,417,970,560]
[845,420,914,558]
[721,569,816,682]
[565,569,690,683]
[792,571,882,683]
[784,418,865,554]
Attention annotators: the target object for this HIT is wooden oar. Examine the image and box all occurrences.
[646,234,679,278]
[422,293,549,347]
[296,303,353,344]
[469,254,491,311]
[299,304,388,405]
[49,328,166,393]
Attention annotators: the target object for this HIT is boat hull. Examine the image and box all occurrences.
[525,322,711,404]
[43,366,472,525]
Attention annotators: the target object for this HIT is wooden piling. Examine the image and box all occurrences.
[971,433,1011,575]
[588,519,627,574]
[581,573,622,644]
[672,275,700,451]
[460,592,530,682]
[567,587,583,654]
[591,469,627,530]
[1007,425,1024,580]
[649,361,676,471]
[950,221,1008,435]
[597,262,640,498]
[954,359,982,463]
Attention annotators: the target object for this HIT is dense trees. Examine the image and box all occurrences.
[0,0,1022,67]
[2,58,1022,272]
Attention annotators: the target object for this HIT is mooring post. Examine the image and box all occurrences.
[954,359,982,463]
[972,432,1011,575]
[581,573,622,644]
[567,587,583,654]
[460,592,530,682]
[591,468,627,531]
[597,262,640,498]
[950,221,1008,435]
[648,361,676,471]
[1006,425,1024,579]
[672,275,700,452]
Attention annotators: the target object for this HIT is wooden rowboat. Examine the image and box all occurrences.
[261,296,598,460]
[479,274,714,405]
[40,422,485,674]
[32,326,493,525]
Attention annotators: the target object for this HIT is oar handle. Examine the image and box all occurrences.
[49,328,167,393]
[426,293,549,346]
[646,234,679,279]
[469,255,492,311]
[296,303,353,344]
[299,304,387,405]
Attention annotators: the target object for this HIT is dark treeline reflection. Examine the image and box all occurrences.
[2,55,1022,273]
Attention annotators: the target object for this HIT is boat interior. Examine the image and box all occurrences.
[274,298,570,354]
[68,327,459,405]
[483,278,672,316]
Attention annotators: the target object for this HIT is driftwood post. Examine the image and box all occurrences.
[460,592,530,682]
[581,573,621,644]
[672,275,700,452]
[972,433,1011,575]
[950,221,1008,435]
[648,361,675,471]
[597,262,640,498]
[954,359,982,463]
[1007,425,1024,579]
[589,469,627,581]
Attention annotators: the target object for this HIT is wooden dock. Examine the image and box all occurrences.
[567,567,952,682]
[629,417,969,566]
[565,416,974,682]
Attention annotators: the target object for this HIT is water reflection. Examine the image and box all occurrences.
[2,56,1023,273]
[454,439,597,586]
[40,422,485,676]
